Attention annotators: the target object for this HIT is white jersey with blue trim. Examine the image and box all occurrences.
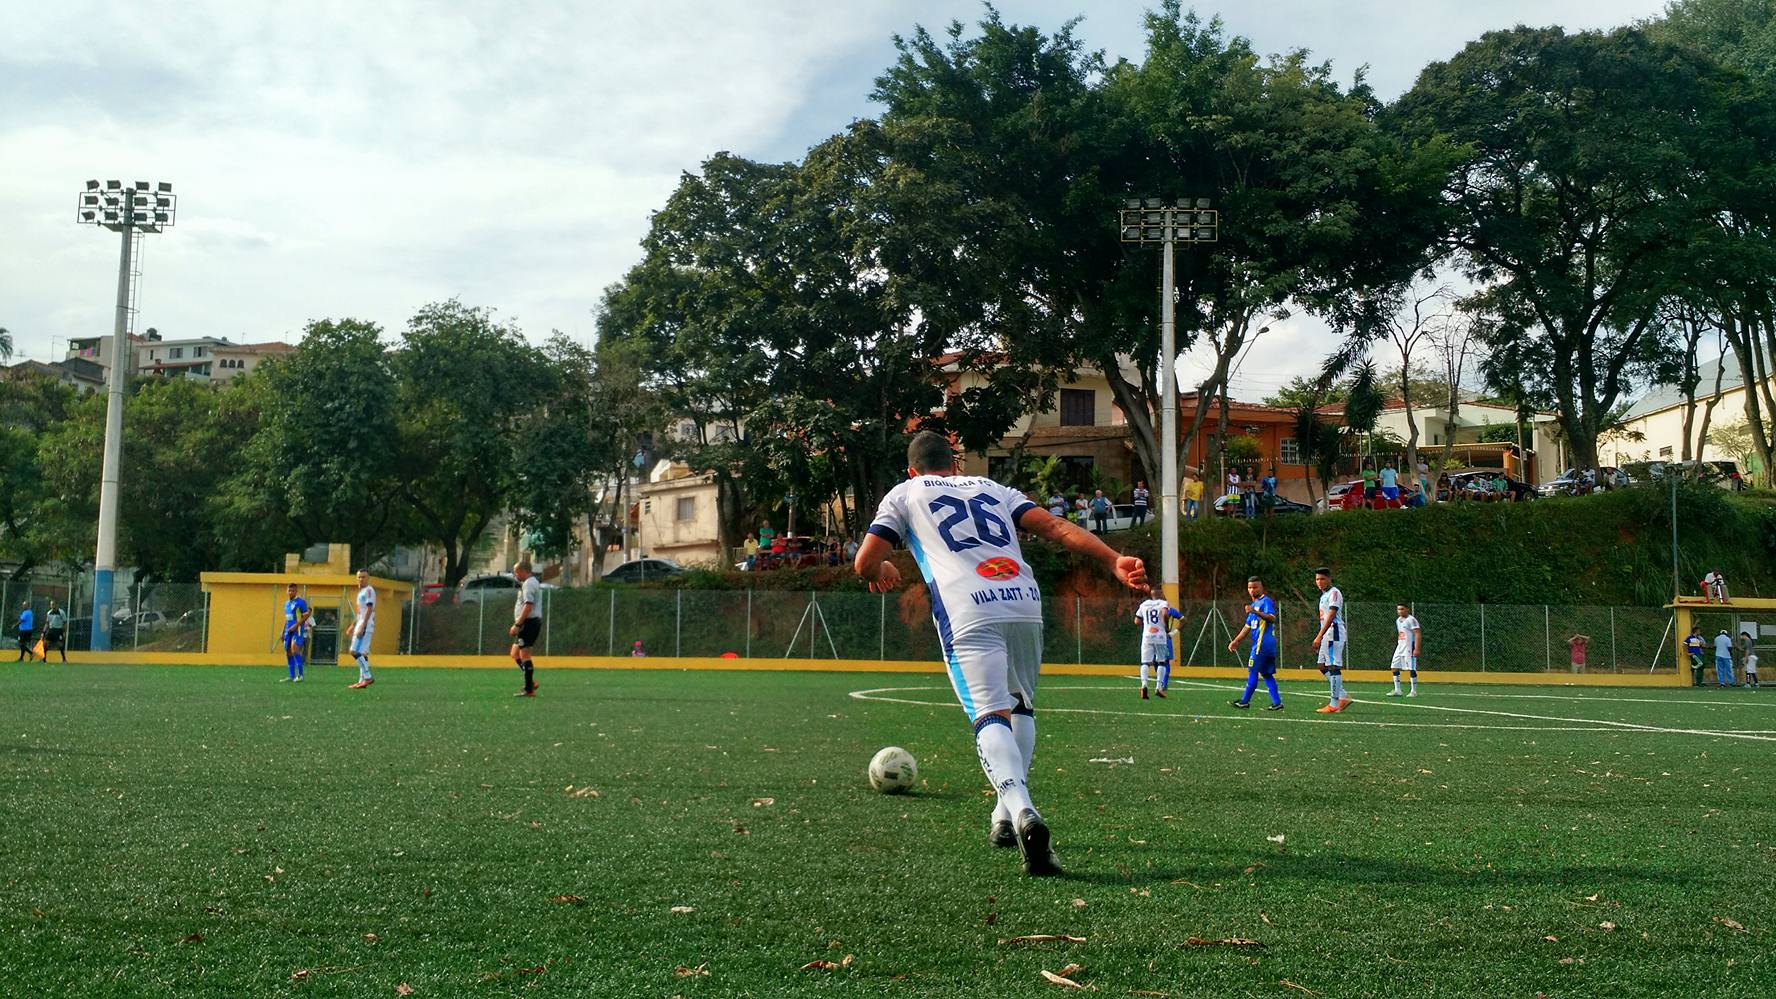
[867,475,1042,638]
[1134,599,1175,642]
[1318,585,1345,642]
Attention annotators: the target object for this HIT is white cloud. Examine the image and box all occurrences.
[1,0,1668,378]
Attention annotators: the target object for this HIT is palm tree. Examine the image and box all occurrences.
[0,326,12,362]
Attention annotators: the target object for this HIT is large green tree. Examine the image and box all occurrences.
[222,319,410,567]
[1647,0,1776,484]
[36,376,271,581]
[0,371,79,574]
[598,146,940,545]
[1393,26,1738,469]
[394,301,543,586]
[865,4,1444,490]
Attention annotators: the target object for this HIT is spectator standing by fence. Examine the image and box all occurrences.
[1186,475,1204,520]
[1261,467,1278,517]
[1380,460,1399,503]
[1131,481,1150,527]
[1046,492,1067,518]
[1567,633,1591,674]
[1242,466,1258,518]
[1090,490,1112,534]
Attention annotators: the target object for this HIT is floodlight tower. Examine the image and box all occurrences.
[1117,198,1217,614]
[75,179,177,651]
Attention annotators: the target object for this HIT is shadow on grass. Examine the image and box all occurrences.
[1056,845,1701,890]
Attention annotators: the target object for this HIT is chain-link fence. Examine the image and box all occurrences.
[4,569,1712,675]
[405,587,1683,674]
[0,576,209,655]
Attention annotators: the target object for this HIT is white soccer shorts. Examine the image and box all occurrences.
[1140,640,1170,665]
[1317,638,1346,669]
[350,629,374,656]
[1391,651,1417,671]
[942,620,1043,723]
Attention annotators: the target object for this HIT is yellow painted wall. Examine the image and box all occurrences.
[199,572,412,661]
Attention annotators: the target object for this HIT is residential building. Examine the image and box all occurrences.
[1317,398,1566,484]
[65,331,294,382]
[1178,394,1323,503]
[1617,353,1771,477]
[942,355,1144,491]
[635,461,724,566]
[4,357,107,393]
[210,341,294,379]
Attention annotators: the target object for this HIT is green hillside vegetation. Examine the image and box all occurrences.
[657,487,1776,608]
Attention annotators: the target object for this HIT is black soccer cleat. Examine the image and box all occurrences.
[989,818,1017,849]
[1264,702,1284,711]
[1016,809,1063,877]
[1230,700,1250,709]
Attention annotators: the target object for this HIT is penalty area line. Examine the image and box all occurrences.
[1163,679,1776,742]
[847,686,1637,735]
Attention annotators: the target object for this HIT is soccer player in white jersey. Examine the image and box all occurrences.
[854,432,1147,876]
[347,569,376,689]
[1134,586,1181,698]
[1310,566,1349,712]
[1389,602,1421,697]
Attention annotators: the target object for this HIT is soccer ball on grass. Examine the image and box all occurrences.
[868,746,918,794]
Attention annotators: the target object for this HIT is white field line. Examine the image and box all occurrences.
[849,686,1634,735]
[1368,688,1776,709]
[1161,679,1776,742]
[848,683,1776,741]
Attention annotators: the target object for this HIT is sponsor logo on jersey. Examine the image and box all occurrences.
[976,557,1020,581]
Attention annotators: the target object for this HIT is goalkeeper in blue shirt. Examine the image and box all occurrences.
[1227,576,1283,710]
[281,583,312,682]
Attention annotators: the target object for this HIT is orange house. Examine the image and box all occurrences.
[1177,393,1323,504]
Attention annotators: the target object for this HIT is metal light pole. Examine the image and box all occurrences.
[75,179,177,651]
[1670,472,1680,600]
[1118,198,1217,614]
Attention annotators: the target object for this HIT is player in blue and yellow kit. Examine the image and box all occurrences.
[281,582,311,682]
[1227,576,1283,710]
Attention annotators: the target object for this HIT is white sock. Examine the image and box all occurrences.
[1011,712,1036,774]
[993,713,1038,824]
[357,656,372,681]
[1139,662,1149,689]
[975,717,1035,820]
[1391,671,1401,692]
[1409,672,1418,692]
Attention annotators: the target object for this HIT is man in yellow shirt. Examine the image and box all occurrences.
[1184,476,1205,520]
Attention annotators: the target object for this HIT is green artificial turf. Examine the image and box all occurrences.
[0,663,1770,997]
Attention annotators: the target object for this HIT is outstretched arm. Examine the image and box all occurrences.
[853,534,901,593]
[1016,507,1146,590]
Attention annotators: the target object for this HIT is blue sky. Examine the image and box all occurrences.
[0,0,1666,399]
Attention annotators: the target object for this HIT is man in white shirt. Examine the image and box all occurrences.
[347,569,376,689]
[1133,587,1181,699]
[1713,629,1736,686]
[508,561,544,697]
[854,432,1147,876]
[1389,603,1421,697]
[1311,567,1349,712]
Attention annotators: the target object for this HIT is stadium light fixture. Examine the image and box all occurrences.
[74,176,178,652]
[1115,194,1219,622]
